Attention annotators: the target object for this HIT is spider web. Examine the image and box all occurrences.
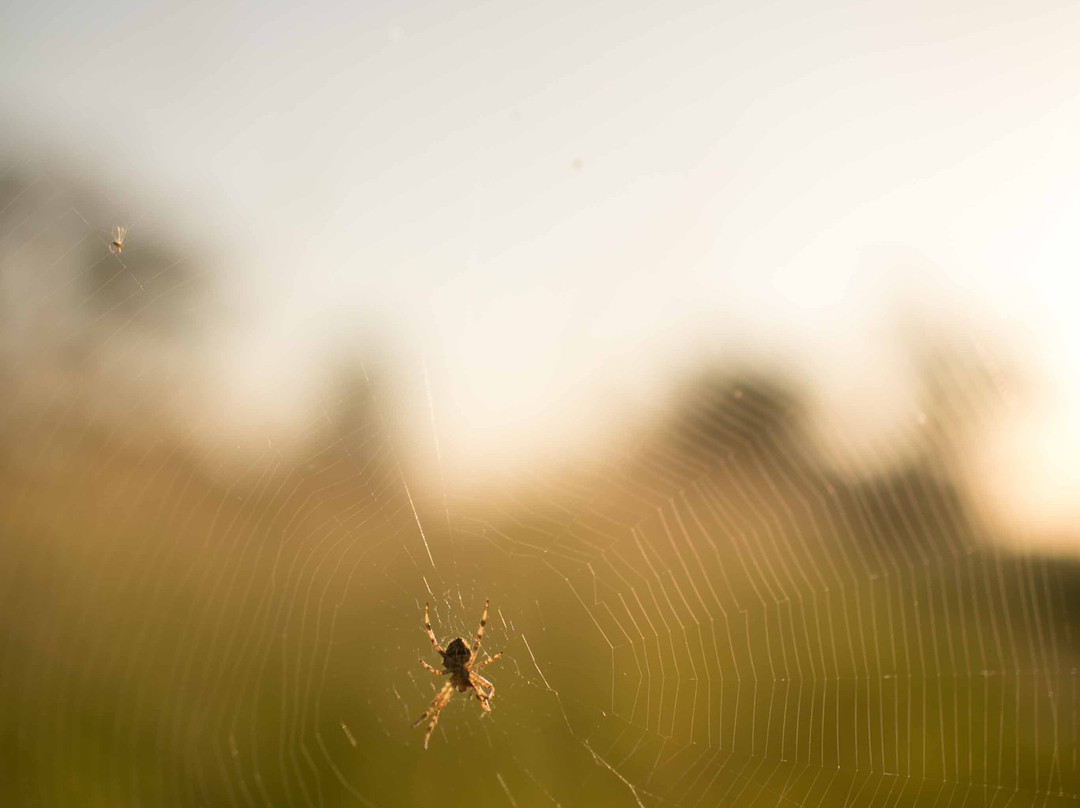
[1,166,1078,808]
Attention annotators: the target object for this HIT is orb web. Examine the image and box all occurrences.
[1,168,1077,808]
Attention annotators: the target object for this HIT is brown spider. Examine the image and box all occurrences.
[110,225,128,254]
[412,600,502,749]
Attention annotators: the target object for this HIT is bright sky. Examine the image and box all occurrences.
[3,0,1080,537]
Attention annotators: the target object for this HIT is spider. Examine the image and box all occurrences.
[110,225,128,254]
[412,599,502,749]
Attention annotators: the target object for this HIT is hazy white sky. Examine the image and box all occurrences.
[4,0,1080,534]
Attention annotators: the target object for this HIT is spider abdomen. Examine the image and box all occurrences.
[442,637,471,670]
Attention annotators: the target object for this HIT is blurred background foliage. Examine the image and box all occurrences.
[2,168,1078,807]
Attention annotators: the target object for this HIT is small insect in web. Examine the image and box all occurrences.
[413,600,502,749]
[110,225,128,254]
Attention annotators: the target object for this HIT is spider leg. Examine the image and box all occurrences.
[471,599,490,655]
[469,672,493,713]
[473,672,495,703]
[413,680,454,749]
[424,603,445,656]
[419,659,444,676]
[471,651,502,670]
